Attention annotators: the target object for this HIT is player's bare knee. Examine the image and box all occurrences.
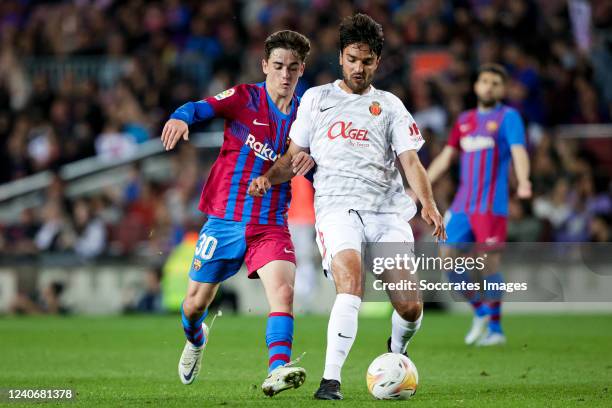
[183,295,208,318]
[339,281,363,297]
[395,301,422,321]
[334,271,363,297]
[274,282,294,307]
[331,250,363,296]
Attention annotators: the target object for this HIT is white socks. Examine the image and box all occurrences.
[390,309,423,354]
[323,293,361,382]
[323,297,422,382]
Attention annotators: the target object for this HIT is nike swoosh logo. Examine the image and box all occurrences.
[338,333,352,339]
[253,119,269,126]
[320,106,336,112]
[183,362,197,382]
[284,248,294,254]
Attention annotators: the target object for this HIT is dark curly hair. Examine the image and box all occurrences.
[339,13,384,57]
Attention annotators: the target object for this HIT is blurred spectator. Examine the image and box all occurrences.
[533,178,572,232]
[94,121,138,161]
[589,215,610,242]
[3,208,39,255]
[124,267,163,314]
[34,201,74,253]
[555,200,591,242]
[26,120,60,172]
[72,199,107,259]
[412,83,447,136]
[10,281,68,315]
[507,198,543,242]
[123,162,144,204]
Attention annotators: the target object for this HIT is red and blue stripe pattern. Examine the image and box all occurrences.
[266,312,294,372]
[450,105,523,216]
[484,271,505,333]
[181,304,208,347]
[197,83,296,225]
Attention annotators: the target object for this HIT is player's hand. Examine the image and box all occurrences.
[517,180,532,199]
[421,204,447,242]
[291,152,315,176]
[248,176,271,197]
[161,119,189,151]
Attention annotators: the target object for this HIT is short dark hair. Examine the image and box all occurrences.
[478,63,509,83]
[264,30,311,63]
[339,13,384,57]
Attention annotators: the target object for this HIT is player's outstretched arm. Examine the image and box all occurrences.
[398,150,447,241]
[248,141,313,197]
[427,145,458,185]
[161,100,217,150]
[511,145,532,199]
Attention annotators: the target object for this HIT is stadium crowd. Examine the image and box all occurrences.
[0,0,611,261]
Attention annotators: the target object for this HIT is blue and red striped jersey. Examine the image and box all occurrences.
[170,82,298,225]
[447,104,526,216]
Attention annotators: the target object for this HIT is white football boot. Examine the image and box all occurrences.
[178,323,209,385]
[476,331,507,346]
[262,356,306,397]
[464,315,489,345]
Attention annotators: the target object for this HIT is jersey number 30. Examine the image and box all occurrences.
[195,233,218,260]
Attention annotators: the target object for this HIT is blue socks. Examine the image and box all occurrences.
[266,312,294,372]
[181,303,208,347]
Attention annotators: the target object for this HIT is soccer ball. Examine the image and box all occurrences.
[366,353,418,400]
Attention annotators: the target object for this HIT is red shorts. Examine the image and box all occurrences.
[245,224,296,279]
[445,211,507,250]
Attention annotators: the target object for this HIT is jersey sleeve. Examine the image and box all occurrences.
[170,100,215,125]
[500,108,526,146]
[288,88,315,148]
[170,85,244,125]
[389,96,425,155]
[447,120,461,149]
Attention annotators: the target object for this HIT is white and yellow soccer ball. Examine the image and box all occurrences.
[366,353,418,400]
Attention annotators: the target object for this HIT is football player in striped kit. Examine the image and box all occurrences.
[161,30,314,396]
[428,63,532,346]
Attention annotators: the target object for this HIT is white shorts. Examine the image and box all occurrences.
[315,209,415,276]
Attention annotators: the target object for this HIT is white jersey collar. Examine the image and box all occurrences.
[333,79,375,96]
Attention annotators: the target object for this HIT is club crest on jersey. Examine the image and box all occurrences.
[193,259,202,271]
[369,101,382,116]
[246,134,278,161]
[214,88,235,100]
[486,120,499,132]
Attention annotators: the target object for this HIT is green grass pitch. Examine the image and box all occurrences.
[1,313,611,407]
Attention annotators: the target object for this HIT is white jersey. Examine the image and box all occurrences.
[290,80,425,220]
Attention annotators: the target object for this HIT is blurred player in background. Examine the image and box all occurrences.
[249,14,445,400]
[427,64,532,346]
[160,30,314,396]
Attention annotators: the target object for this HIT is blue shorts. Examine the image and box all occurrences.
[188,217,296,283]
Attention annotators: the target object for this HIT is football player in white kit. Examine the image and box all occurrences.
[248,13,446,400]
